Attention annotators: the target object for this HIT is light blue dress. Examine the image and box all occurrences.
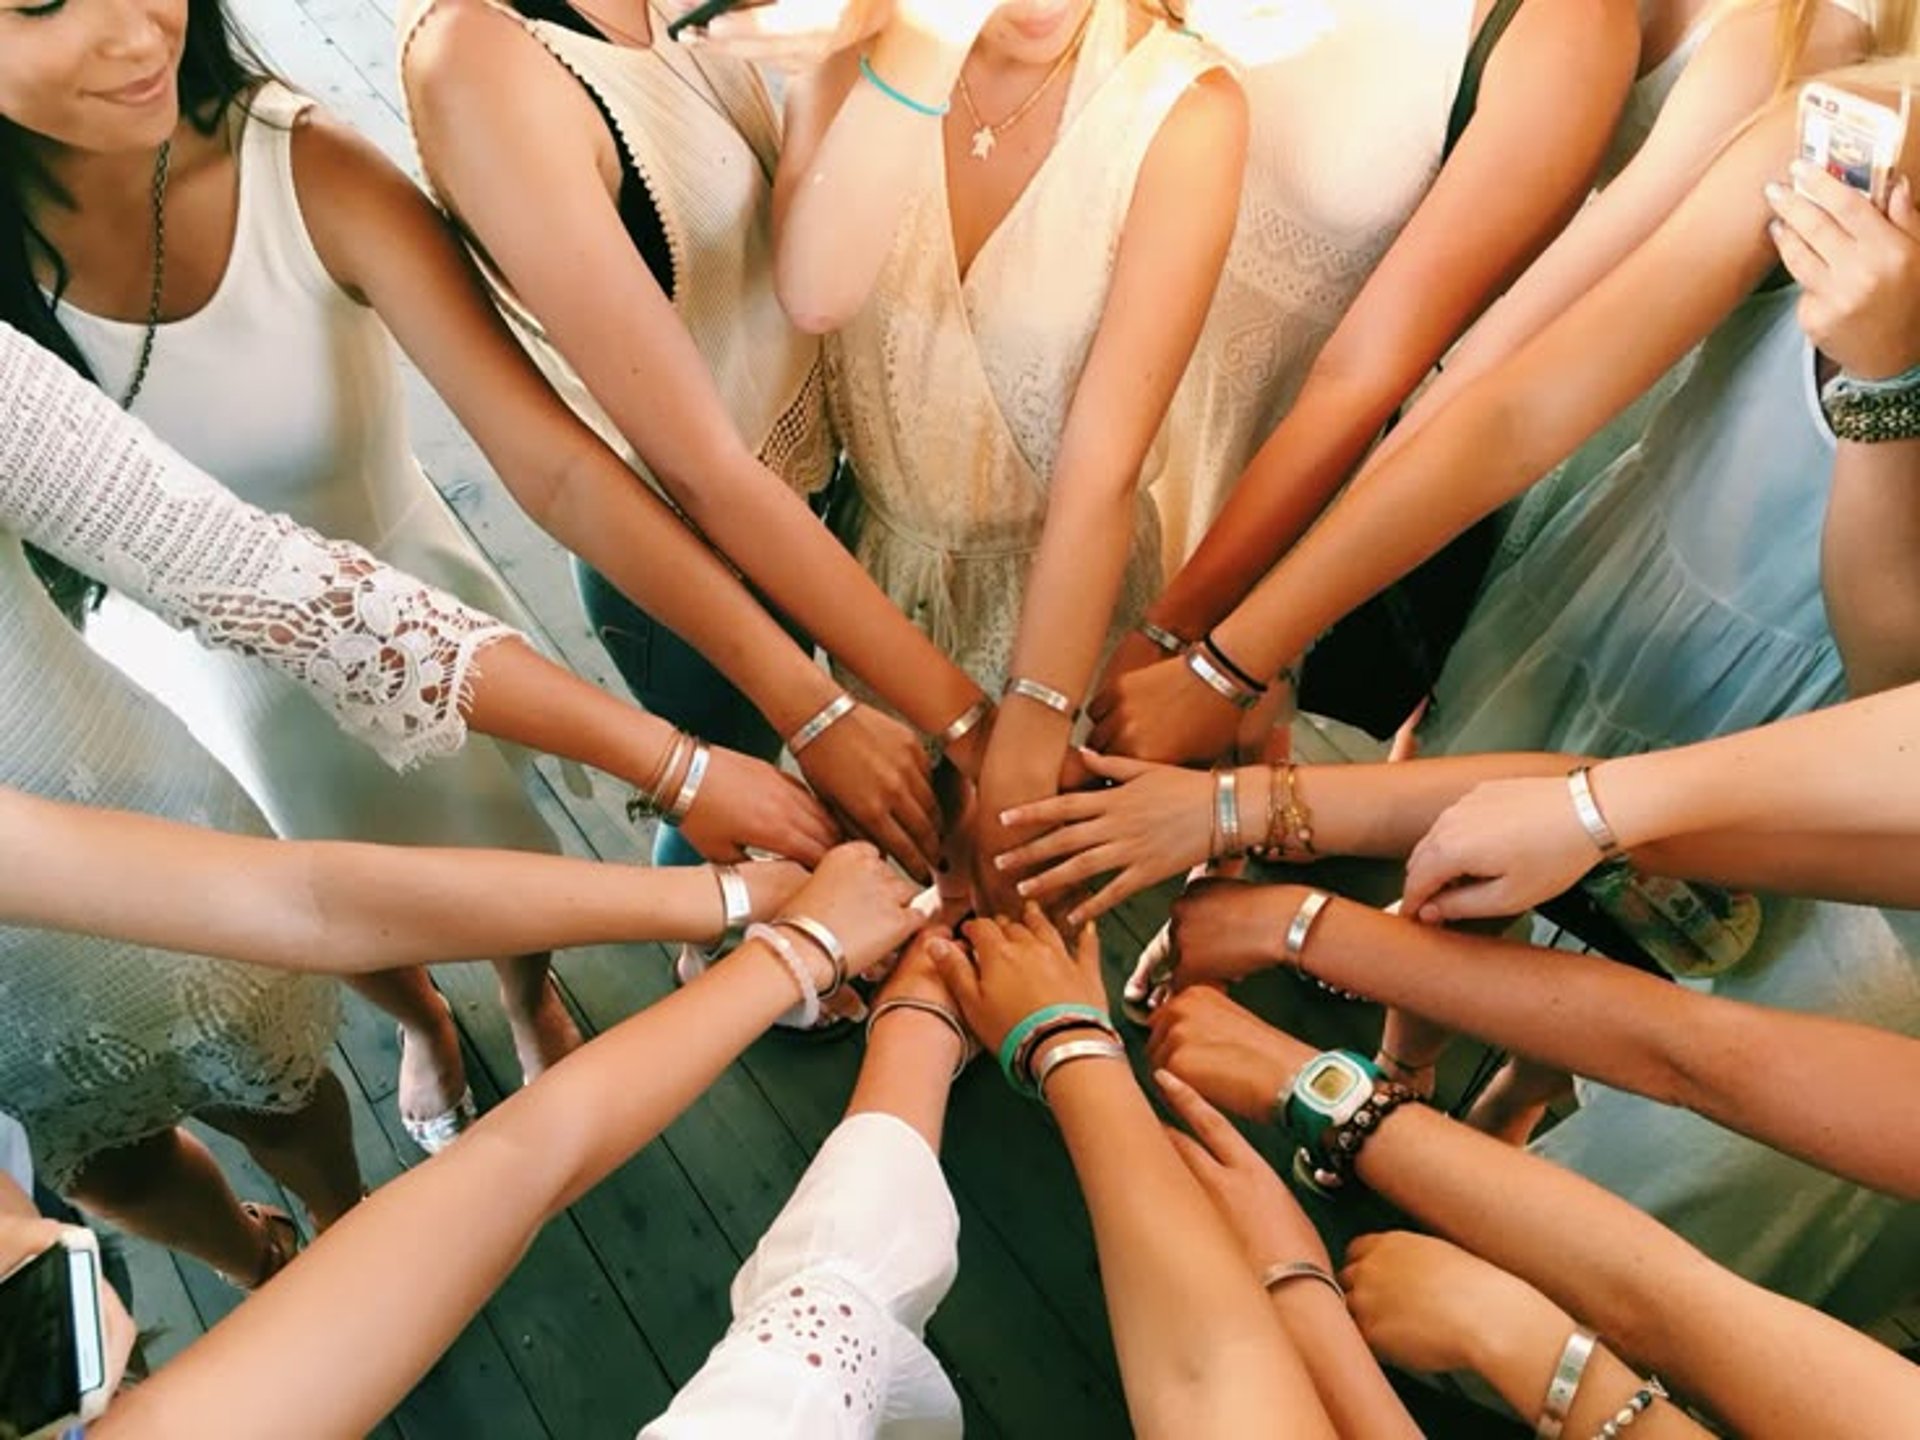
[1424,285,1920,1313]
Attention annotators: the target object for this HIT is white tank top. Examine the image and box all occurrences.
[56,83,428,552]
[1154,0,1477,564]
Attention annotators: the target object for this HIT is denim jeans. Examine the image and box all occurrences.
[575,559,798,867]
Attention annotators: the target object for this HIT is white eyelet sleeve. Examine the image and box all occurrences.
[0,321,520,772]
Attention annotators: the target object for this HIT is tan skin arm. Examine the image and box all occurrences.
[930,912,1335,1440]
[1158,887,1920,1199]
[1127,0,1639,647]
[1154,1009,1920,1434]
[0,785,806,970]
[401,3,984,822]
[1092,100,1799,765]
[1378,0,1869,461]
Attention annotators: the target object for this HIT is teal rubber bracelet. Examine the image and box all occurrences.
[998,1003,1111,1095]
[858,54,951,118]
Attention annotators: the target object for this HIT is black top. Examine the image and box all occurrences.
[513,0,677,298]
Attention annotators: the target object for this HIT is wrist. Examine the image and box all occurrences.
[1463,1284,1578,1399]
[765,661,843,741]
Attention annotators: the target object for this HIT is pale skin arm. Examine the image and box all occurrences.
[773,2,997,333]
[1156,889,1920,1198]
[1094,101,1798,764]
[0,785,806,971]
[1157,1011,1920,1435]
[93,846,922,1440]
[929,911,1335,1440]
[1132,0,1638,643]
[1376,0,1869,459]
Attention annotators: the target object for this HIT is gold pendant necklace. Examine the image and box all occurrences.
[957,1,1096,161]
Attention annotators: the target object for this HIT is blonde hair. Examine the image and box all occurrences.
[1748,0,1920,85]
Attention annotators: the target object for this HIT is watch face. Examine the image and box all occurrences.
[1302,1057,1360,1107]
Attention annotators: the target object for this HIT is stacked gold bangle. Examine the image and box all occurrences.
[1252,762,1316,862]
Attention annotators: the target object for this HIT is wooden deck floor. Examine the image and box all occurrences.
[110,2,1918,1435]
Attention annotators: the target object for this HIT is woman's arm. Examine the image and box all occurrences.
[931,910,1335,1440]
[1339,1230,1706,1440]
[773,0,998,333]
[0,315,835,864]
[0,786,805,972]
[1159,1075,1420,1440]
[970,67,1247,908]
[95,846,923,1440]
[1137,0,1638,641]
[403,5,991,787]
[296,99,941,873]
[1156,1011,1920,1436]
[1378,0,1868,458]
[1093,98,1797,764]
[1157,891,1920,1198]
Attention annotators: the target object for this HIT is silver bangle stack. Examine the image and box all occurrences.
[1004,676,1076,718]
[628,730,705,824]
[788,693,856,755]
[778,915,849,1001]
[868,997,975,1080]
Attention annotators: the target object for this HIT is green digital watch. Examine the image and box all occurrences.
[1282,1050,1384,1157]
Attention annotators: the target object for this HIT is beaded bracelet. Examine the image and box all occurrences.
[776,916,848,1001]
[1591,1379,1666,1439]
[1821,362,1920,444]
[743,922,823,1029]
[1292,1079,1421,1194]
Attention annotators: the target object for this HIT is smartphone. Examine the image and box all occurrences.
[0,1230,111,1440]
[1797,81,1915,210]
[665,0,760,41]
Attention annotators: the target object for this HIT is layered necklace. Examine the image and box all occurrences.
[122,138,172,411]
[956,1,1096,162]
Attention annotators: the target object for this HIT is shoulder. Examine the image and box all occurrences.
[404,0,579,120]
[284,104,418,212]
[1484,0,1639,77]
[1154,65,1249,163]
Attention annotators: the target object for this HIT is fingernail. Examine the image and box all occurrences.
[1763,181,1785,203]
[1015,880,1033,896]
[992,854,1009,871]
[1152,1068,1177,1089]
[1789,158,1810,179]
[997,810,1016,825]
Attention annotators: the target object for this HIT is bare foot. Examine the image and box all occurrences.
[509,978,584,1086]
[397,1001,469,1125]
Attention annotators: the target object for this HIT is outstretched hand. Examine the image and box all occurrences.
[929,903,1109,1055]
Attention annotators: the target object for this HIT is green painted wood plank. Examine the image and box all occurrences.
[117,1232,203,1374]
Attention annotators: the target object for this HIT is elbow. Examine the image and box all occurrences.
[774,234,864,336]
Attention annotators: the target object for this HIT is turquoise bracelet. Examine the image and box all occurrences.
[858,54,951,118]
[998,1003,1112,1095]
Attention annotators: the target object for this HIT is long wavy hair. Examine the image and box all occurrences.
[0,0,270,624]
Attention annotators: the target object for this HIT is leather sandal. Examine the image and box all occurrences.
[217,1202,302,1292]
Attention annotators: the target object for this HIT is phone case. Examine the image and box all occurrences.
[1797,81,1917,209]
